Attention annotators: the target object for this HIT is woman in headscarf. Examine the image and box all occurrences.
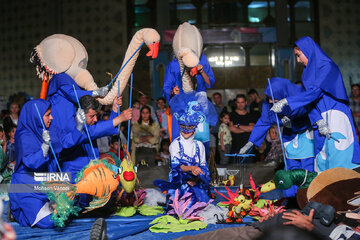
[9,99,82,228]
[240,78,315,197]
[270,37,360,171]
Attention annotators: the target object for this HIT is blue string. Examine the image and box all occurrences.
[267,78,288,170]
[72,85,97,160]
[118,80,121,161]
[225,154,255,157]
[34,103,62,173]
[127,73,134,154]
[107,42,144,88]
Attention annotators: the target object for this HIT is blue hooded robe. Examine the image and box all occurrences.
[9,99,82,228]
[286,37,360,171]
[250,78,315,197]
[47,73,118,183]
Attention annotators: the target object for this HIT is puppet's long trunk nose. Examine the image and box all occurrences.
[40,76,49,99]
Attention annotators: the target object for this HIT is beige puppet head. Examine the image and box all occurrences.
[30,34,97,98]
[172,22,203,68]
[172,22,203,92]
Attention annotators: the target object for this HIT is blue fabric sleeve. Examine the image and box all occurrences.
[200,55,215,88]
[20,136,49,170]
[249,103,274,147]
[163,64,177,102]
[109,110,118,120]
[76,120,117,145]
[58,84,93,105]
[286,87,324,111]
[308,107,323,125]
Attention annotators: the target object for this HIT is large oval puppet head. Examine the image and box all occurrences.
[172,22,203,68]
[30,34,97,95]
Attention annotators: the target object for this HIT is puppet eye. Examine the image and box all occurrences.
[113,174,117,179]
[278,180,284,185]
[118,167,123,175]
[134,166,137,173]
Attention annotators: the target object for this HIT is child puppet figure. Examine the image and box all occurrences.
[155,92,215,211]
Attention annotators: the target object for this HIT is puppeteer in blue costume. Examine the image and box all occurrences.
[154,93,213,211]
[9,99,83,228]
[30,33,116,183]
[47,75,118,183]
[240,78,315,197]
[163,23,215,159]
[271,37,360,171]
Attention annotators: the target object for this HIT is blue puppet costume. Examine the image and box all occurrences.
[241,78,315,197]
[271,37,360,171]
[154,93,213,211]
[9,99,83,228]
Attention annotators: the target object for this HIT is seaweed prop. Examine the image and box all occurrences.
[149,189,211,233]
[248,199,286,219]
[114,189,164,217]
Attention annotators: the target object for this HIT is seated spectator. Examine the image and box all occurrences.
[263,126,283,167]
[138,94,159,124]
[131,106,160,166]
[155,138,171,166]
[156,97,168,139]
[131,100,140,124]
[96,113,111,154]
[0,126,12,183]
[218,111,232,166]
[100,135,124,167]
[3,102,20,132]
[5,124,16,168]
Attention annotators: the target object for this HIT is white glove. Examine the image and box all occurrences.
[42,129,51,144]
[239,142,254,155]
[270,98,288,113]
[316,119,331,138]
[41,129,51,157]
[75,108,86,131]
[92,86,109,98]
[281,116,292,128]
[41,143,50,157]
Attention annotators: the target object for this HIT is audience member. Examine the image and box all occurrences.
[218,111,232,166]
[132,100,141,123]
[263,126,283,167]
[3,102,20,133]
[0,126,12,183]
[100,135,124,167]
[138,94,159,124]
[131,106,160,166]
[155,138,171,166]
[156,97,168,139]
[247,89,264,120]
[229,94,256,161]
[96,113,111,154]
[211,92,225,163]
[5,124,16,166]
